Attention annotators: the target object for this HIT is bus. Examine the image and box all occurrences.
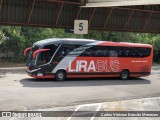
[24,38,153,81]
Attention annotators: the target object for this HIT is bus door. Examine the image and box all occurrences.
[35,44,59,75]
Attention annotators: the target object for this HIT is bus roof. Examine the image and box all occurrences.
[33,38,96,46]
[33,38,152,48]
[99,41,152,48]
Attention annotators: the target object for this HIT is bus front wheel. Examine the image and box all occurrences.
[55,70,66,81]
[120,70,129,80]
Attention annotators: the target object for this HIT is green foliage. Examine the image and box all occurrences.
[0,26,160,63]
[0,26,83,62]
[84,31,136,42]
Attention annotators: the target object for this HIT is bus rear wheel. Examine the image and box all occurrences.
[55,70,66,81]
[120,70,129,80]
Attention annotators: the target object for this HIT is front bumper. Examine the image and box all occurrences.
[26,67,54,79]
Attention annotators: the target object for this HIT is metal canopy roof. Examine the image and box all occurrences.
[0,0,160,33]
[86,0,160,7]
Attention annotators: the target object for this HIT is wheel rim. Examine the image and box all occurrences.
[122,72,128,79]
[58,72,64,80]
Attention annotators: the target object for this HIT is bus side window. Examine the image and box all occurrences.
[109,50,118,57]
[93,47,100,57]
[79,46,93,57]
[122,47,132,57]
[135,48,142,57]
[109,46,119,57]
[137,52,143,57]
[103,49,109,57]
[58,48,67,57]
[143,48,151,57]
[57,45,79,57]
[79,46,109,57]
[136,48,151,58]
[97,50,105,57]
[128,48,136,57]
[92,46,109,57]
[125,51,129,57]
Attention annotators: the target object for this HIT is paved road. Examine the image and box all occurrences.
[0,69,160,110]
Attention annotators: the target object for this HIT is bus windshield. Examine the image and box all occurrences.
[27,45,39,67]
[37,44,59,66]
[27,44,59,67]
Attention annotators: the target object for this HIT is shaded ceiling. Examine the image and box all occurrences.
[0,0,160,33]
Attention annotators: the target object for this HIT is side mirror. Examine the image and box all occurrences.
[24,47,32,56]
[33,49,50,59]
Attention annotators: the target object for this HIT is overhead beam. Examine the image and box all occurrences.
[55,2,64,25]
[103,8,113,29]
[91,27,160,34]
[89,7,96,27]
[143,12,153,30]
[124,10,134,29]
[0,21,160,34]
[1,0,160,34]
[0,21,72,28]
[28,0,36,23]
[37,0,84,5]
[0,0,3,11]
[76,7,82,19]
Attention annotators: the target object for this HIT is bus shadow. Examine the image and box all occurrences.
[20,77,151,88]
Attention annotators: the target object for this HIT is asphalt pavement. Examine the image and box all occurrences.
[0,67,159,111]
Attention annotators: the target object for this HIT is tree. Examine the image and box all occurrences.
[0,26,160,63]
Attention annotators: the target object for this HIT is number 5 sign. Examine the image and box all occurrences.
[74,20,88,34]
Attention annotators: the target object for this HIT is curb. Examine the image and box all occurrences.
[0,67,25,70]
[0,67,26,74]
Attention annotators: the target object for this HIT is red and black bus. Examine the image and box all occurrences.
[24,38,153,81]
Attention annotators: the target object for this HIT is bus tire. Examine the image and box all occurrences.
[120,70,129,80]
[55,70,66,81]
